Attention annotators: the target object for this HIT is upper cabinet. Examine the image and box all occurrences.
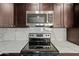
[63,4,74,28]
[14,3,75,28]
[73,4,79,27]
[0,3,14,27]
[14,4,26,27]
[54,4,64,27]
[26,4,32,11]
[0,3,76,28]
[14,3,54,27]
[26,3,54,11]
[40,3,54,11]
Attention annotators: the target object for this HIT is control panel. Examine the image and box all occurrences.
[29,33,51,38]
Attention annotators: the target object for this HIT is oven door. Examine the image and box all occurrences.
[29,38,50,49]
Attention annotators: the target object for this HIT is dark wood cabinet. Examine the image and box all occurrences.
[64,4,79,28]
[14,3,26,27]
[14,3,74,27]
[26,3,54,11]
[26,4,32,11]
[73,4,79,27]
[0,3,77,28]
[40,3,54,11]
[67,28,79,45]
[63,4,74,28]
[14,3,54,27]
[0,3,14,27]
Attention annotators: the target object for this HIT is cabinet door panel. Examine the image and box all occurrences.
[67,28,79,45]
[26,3,54,11]
[64,4,74,28]
[26,4,31,11]
[14,4,26,27]
[54,4,64,27]
[0,3,14,27]
[40,3,54,11]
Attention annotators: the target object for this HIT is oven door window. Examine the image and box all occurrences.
[29,38,50,45]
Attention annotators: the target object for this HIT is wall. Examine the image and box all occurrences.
[0,28,67,42]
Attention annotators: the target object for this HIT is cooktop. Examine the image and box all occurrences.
[20,42,59,56]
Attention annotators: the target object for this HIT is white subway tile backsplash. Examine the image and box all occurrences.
[15,28,27,40]
[3,28,16,40]
[0,28,66,42]
[52,28,67,41]
[0,28,7,41]
[15,31,27,40]
[15,28,27,31]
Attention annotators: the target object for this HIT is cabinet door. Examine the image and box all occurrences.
[14,3,26,27]
[54,4,64,27]
[74,4,79,27]
[39,3,54,11]
[26,3,54,11]
[26,4,32,11]
[67,28,79,45]
[26,3,39,11]
[14,3,54,27]
[0,3,14,27]
[64,4,74,28]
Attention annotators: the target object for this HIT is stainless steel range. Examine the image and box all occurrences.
[20,33,59,56]
[29,33,51,49]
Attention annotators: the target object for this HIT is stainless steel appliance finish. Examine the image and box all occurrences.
[29,33,51,49]
[26,11,54,27]
[20,33,59,56]
[20,42,59,56]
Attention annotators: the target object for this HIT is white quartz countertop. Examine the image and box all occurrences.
[0,40,79,54]
[0,40,27,54]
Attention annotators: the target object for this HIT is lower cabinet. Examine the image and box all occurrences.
[67,28,79,45]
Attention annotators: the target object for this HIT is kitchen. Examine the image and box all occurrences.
[0,3,79,56]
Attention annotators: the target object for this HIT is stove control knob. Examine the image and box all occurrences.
[46,34,49,36]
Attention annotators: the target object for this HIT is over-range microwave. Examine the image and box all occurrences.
[26,11,54,27]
